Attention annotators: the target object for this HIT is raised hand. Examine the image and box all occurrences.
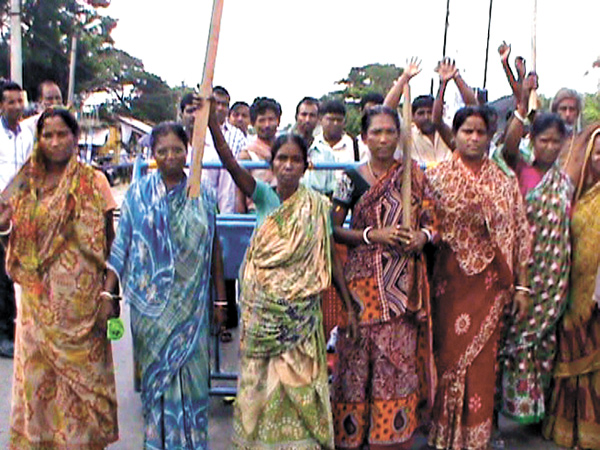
[515,57,526,81]
[435,57,459,83]
[404,57,422,79]
[192,93,217,121]
[522,72,539,93]
[498,41,511,61]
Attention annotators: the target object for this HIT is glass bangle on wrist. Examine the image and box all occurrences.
[514,110,529,125]
[0,221,13,236]
[515,285,531,294]
[214,301,228,307]
[100,291,121,301]
[363,226,373,245]
[420,228,432,243]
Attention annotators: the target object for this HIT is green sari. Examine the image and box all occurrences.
[233,184,335,449]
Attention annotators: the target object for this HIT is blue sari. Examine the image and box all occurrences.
[109,171,216,449]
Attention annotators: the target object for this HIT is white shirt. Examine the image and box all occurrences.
[201,121,247,213]
[313,133,356,181]
[0,117,34,191]
[20,113,41,139]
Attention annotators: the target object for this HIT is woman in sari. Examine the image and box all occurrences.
[1,108,119,449]
[543,125,600,449]
[200,95,357,449]
[103,122,226,449]
[426,106,532,450]
[330,105,434,450]
[498,73,582,425]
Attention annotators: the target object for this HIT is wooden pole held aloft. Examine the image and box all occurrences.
[187,0,224,198]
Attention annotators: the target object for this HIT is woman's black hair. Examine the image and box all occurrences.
[452,106,492,134]
[271,133,309,170]
[150,121,189,152]
[36,107,79,139]
[360,105,401,135]
[530,112,567,140]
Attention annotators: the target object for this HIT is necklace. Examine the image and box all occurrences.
[367,160,387,181]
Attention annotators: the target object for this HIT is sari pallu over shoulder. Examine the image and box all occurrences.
[500,165,573,419]
[346,160,431,319]
[425,156,531,277]
[7,156,119,449]
[504,165,573,352]
[8,158,107,286]
[108,171,175,317]
[240,185,332,359]
[109,172,217,407]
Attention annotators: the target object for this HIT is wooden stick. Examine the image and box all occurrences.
[528,0,538,113]
[187,0,225,198]
[401,83,412,228]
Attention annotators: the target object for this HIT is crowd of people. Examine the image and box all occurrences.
[0,41,599,450]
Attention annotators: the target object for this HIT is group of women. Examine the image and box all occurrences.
[1,83,599,450]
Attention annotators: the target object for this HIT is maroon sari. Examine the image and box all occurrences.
[426,156,531,449]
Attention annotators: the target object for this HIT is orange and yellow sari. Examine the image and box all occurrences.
[7,154,118,450]
[543,131,600,449]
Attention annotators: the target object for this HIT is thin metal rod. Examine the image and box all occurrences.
[483,0,494,88]
[442,0,450,57]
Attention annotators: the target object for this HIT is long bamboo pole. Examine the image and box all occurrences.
[401,84,412,227]
[187,0,225,198]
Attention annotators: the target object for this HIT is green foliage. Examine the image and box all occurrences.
[0,0,176,123]
[583,93,600,126]
[321,63,403,137]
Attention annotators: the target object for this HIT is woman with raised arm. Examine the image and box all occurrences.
[426,106,532,450]
[498,73,585,426]
[104,122,226,449]
[202,96,357,450]
[543,124,600,449]
[330,105,434,450]
[2,108,118,449]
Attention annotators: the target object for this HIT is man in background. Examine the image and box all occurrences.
[0,82,34,358]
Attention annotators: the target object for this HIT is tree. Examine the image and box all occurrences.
[0,0,176,123]
[321,63,403,136]
[583,93,600,125]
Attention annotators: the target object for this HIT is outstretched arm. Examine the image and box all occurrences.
[502,73,536,169]
[196,96,256,198]
[498,41,520,98]
[384,57,421,110]
[433,58,457,150]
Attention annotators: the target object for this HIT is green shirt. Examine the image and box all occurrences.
[252,179,281,228]
[252,180,333,233]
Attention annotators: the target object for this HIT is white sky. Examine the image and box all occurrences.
[103,0,600,126]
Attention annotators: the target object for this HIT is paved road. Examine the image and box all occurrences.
[0,305,568,449]
[0,182,569,449]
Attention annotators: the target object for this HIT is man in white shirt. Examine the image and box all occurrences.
[180,88,246,214]
[20,81,63,137]
[0,81,34,358]
[228,101,250,137]
[356,92,385,162]
[294,97,336,196]
[313,100,357,181]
